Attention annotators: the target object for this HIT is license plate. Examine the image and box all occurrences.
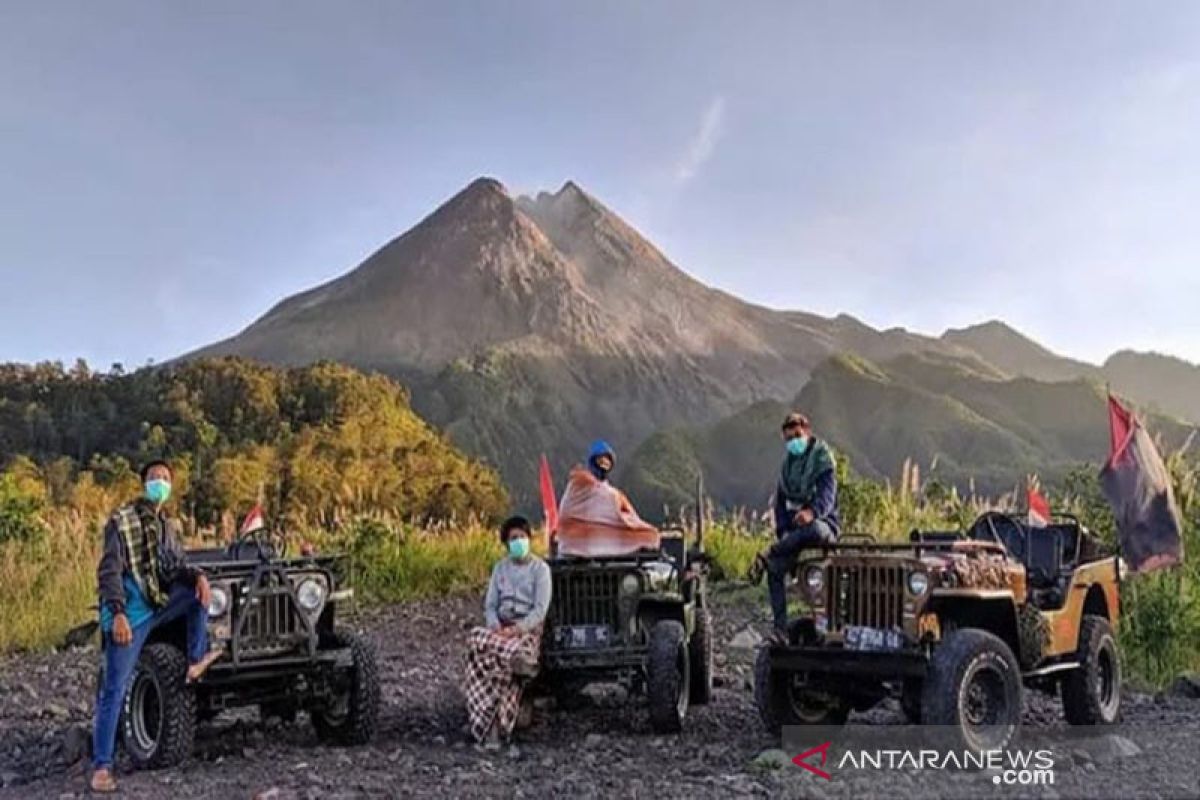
[554,624,612,650]
[844,625,904,652]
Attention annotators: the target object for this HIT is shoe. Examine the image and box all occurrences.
[186,645,225,683]
[90,768,117,793]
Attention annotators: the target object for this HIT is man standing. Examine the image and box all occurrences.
[753,413,840,643]
[90,460,221,793]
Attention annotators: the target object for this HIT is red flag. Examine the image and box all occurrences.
[1027,487,1051,528]
[240,504,266,535]
[539,455,559,536]
[1106,394,1135,466]
[1099,393,1184,573]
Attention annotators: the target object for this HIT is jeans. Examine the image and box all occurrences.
[92,583,209,769]
[767,519,835,632]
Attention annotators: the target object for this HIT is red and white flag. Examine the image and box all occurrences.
[1027,486,1051,528]
[240,503,266,536]
[539,454,559,536]
[1099,394,1184,573]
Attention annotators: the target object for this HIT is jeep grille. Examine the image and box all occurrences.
[234,582,307,659]
[549,570,621,631]
[827,563,906,632]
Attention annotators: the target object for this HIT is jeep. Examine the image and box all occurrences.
[755,511,1121,751]
[537,493,713,733]
[109,528,381,769]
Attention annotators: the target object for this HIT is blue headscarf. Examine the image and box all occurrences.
[587,440,615,480]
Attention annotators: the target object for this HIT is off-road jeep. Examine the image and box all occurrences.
[537,503,713,733]
[109,531,380,769]
[755,511,1121,751]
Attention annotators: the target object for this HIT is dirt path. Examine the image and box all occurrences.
[2,585,1198,799]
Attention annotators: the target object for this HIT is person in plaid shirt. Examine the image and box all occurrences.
[463,516,551,747]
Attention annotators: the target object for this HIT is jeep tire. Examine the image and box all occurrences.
[688,594,714,705]
[754,646,850,734]
[121,643,196,770]
[312,631,381,745]
[1062,615,1121,725]
[921,628,1022,752]
[646,620,689,733]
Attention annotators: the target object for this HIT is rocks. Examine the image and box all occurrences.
[749,749,790,770]
[729,627,762,650]
[61,725,90,765]
[1071,734,1142,763]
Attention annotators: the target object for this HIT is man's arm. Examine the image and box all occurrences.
[483,564,501,629]
[516,561,552,632]
[807,469,837,522]
[773,484,790,534]
[97,516,126,615]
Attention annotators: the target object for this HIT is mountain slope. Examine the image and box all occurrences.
[624,352,1195,516]
[188,178,965,499]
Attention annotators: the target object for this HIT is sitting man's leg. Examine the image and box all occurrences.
[766,520,836,639]
[152,582,221,681]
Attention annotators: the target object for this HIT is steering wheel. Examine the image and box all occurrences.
[969,511,1026,559]
[228,529,288,561]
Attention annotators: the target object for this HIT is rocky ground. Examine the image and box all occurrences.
[2,584,1199,799]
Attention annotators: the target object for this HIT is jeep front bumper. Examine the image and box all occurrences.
[768,645,928,679]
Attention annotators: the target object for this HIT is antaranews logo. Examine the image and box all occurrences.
[787,733,1056,788]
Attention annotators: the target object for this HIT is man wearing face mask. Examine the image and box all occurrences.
[90,460,222,794]
[463,516,551,747]
[752,413,840,644]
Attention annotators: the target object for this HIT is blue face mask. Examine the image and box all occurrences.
[786,436,809,457]
[508,537,530,560]
[145,478,172,505]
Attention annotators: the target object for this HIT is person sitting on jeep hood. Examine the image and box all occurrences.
[463,516,551,748]
[752,413,841,643]
[90,460,223,794]
[556,440,659,557]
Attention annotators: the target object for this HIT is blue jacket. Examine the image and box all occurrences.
[774,467,840,536]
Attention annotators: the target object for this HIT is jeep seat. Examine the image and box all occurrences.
[1026,529,1062,588]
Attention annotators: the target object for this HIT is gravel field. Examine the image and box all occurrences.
[2,584,1198,799]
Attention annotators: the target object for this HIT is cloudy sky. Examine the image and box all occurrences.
[2,1,1198,368]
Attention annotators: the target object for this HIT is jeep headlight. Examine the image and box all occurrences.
[207,586,229,618]
[296,577,327,612]
[804,565,825,593]
[620,573,640,596]
[908,571,930,595]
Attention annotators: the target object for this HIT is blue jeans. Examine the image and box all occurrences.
[767,519,835,632]
[92,583,209,769]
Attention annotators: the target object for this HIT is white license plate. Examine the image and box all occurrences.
[844,625,904,651]
[554,624,612,649]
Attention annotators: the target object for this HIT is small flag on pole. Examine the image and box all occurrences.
[240,504,266,536]
[1027,485,1051,528]
[1099,394,1184,573]
[539,454,559,536]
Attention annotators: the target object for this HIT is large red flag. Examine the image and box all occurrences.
[1099,394,1184,572]
[539,454,559,536]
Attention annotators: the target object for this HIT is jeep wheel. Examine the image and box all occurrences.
[646,620,689,733]
[1062,615,1121,725]
[688,595,714,705]
[754,646,849,734]
[121,643,196,769]
[312,631,381,745]
[921,629,1021,752]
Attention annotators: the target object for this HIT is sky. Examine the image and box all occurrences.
[2,1,1199,368]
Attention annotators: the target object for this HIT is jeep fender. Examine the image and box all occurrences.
[637,595,691,637]
[927,596,1022,666]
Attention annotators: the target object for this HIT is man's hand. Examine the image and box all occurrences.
[195,574,211,609]
[112,613,133,646]
[794,508,815,526]
[497,624,519,639]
